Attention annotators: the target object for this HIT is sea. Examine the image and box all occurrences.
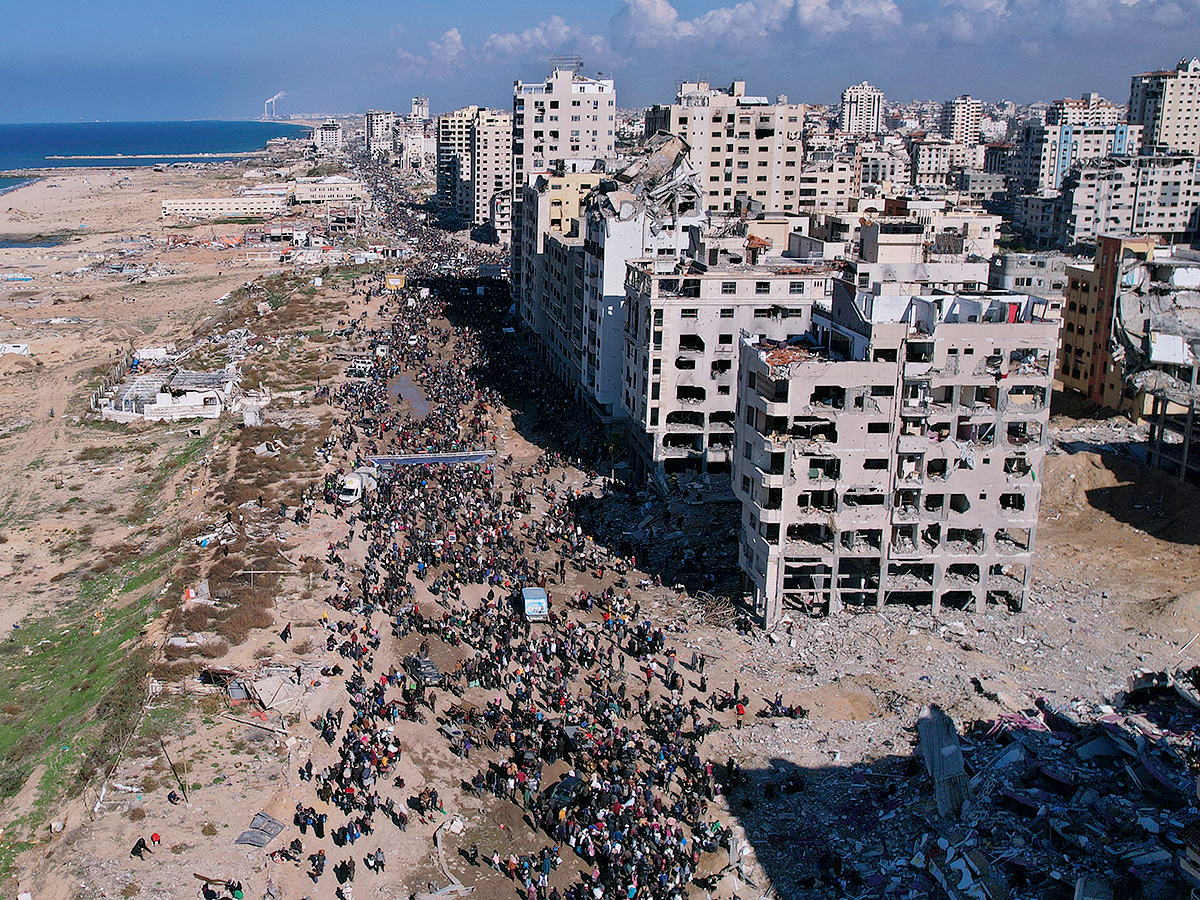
[0,121,312,178]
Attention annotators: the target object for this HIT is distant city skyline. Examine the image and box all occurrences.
[4,0,1200,122]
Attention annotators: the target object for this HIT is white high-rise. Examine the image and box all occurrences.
[643,80,806,214]
[839,82,884,135]
[940,95,982,146]
[365,109,395,157]
[1129,57,1200,154]
[512,64,616,189]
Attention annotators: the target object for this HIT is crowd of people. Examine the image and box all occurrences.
[224,165,761,899]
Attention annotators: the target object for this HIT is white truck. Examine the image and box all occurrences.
[336,467,378,505]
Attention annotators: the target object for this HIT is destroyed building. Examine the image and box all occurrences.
[621,253,836,486]
[515,133,707,422]
[98,366,238,422]
[733,290,1057,624]
[1060,234,1200,484]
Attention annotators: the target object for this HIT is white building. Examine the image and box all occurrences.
[940,95,982,146]
[100,368,238,422]
[365,109,395,157]
[512,64,616,190]
[840,82,885,136]
[409,96,430,122]
[1045,92,1126,128]
[313,121,344,153]
[395,120,435,172]
[909,135,979,187]
[644,81,805,214]
[1130,58,1200,154]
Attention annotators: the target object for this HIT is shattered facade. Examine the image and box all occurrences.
[644,80,806,214]
[622,255,836,486]
[1062,234,1200,483]
[733,292,1057,624]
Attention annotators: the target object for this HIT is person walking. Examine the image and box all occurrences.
[130,837,152,859]
[736,700,745,730]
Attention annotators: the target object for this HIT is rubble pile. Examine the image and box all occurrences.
[738,671,1200,899]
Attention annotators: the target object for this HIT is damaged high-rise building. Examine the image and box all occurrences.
[1061,235,1200,484]
[733,290,1058,625]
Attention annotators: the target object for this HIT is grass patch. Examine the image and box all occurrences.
[124,431,216,524]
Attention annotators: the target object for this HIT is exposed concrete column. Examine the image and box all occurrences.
[1181,399,1196,485]
[1152,394,1167,469]
[930,563,942,618]
[976,563,988,614]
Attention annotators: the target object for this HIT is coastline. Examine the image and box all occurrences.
[0,119,311,174]
[0,176,38,196]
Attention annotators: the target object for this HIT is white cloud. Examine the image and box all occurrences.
[393,27,467,77]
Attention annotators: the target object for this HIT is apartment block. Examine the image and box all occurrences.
[433,106,512,239]
[1045,92,1126,128]
[512,65,615,188]
[313,121,344,153]
[516,136,703,424]
[293,176,364,205]
[1056,154,1200,247]
[1130,58,1200,154]
[365,109,395,157]
[908,136,978,187]
[798,153,861,212]
[515,171,601,378]
[941,95,982,146]
[860,146,911,186]
[1011,121,1141,193]
[622,257,836,484]
[733,291,1057,624]
[840,82,885,136]
[469,109,513,243]
[436,106,479,213]
[644,80,805,214]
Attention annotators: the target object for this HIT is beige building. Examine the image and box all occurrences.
[1130,57,1200,154]
[469,110,513,243]
[733,291,1057,624]
[293,176,364,204]
[622,256,837,483]
[839,82,885,136]
[797,154,861,212]
[436,106,480,214]
[161,196,288,219]
[515,171,601,375]
[644,80,805,214]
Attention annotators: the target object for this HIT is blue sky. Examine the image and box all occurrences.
[3,0,1200,121]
